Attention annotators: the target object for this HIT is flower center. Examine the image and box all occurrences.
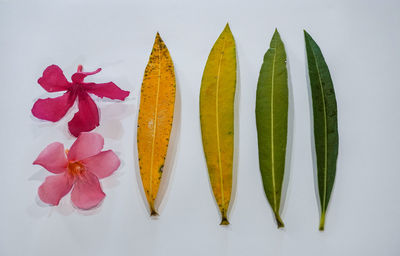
[68,161,86,177]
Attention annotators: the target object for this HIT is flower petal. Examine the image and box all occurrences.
[81,150,120,179]
[32,91,76,122]
[71,68,102,84]
[38,173,73,206]
[38,65,71,92]
[33,142,68,174]
[68,132,104,161]
[68,92,100,137]
[71,171,105,209]
[84,82,130,100]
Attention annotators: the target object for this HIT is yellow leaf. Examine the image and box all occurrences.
[200,24,236,225]
[137,33,176,216]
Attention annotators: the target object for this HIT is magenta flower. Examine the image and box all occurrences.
[33,132,120,209]
[32,65,130,137]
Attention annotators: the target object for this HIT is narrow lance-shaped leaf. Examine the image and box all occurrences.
[137,33,176,216]
[304,30,339,231]
[200,24,236,225]
[255,29,288,228]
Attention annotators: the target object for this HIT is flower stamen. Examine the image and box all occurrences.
[68,161,86,178]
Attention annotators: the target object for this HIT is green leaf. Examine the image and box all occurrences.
[304,30,339,231]
[255,29,288,228]
[199,24,236,225]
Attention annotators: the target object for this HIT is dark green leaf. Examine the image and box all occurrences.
[304,30,339,231]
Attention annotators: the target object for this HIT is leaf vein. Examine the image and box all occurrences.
[215,38,227,211]
[311,46,328,212]
[149,41,162,205]
[270,46,277,211]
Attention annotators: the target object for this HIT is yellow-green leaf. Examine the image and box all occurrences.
[137,33,176,216]
[255,29,288,228]
[200,24,236,225]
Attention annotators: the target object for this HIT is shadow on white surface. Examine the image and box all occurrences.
[227,43,241,226]
[133,92,150,218]
[29,169,48,182]
[279,44,295,227]
[304,40,321,227]
[96,101,136,140]
[154,69,181,215]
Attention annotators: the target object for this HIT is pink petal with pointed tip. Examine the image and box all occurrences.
[71,68,102,84]
[38,174,73,206]
[32,91,76,122]
[38,65,71,92]
[84,82,130,100]
[71,171,105,209]
[33,142,68,174]
[82,150,120,179]
[67,92,100,137]
[68,132,104,161]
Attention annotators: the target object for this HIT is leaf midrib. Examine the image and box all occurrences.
[310,45,328,212]
[149,42,162,202]
[270,45,277,211]
[215,38,227,210]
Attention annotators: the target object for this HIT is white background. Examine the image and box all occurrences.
[0,0,399,255]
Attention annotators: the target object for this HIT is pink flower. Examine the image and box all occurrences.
[32,65,130,137]
[33,132,120,209]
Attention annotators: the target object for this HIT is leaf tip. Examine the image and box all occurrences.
[154,32,165,47]
[272,28,281,40]
[224,22,231,32]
